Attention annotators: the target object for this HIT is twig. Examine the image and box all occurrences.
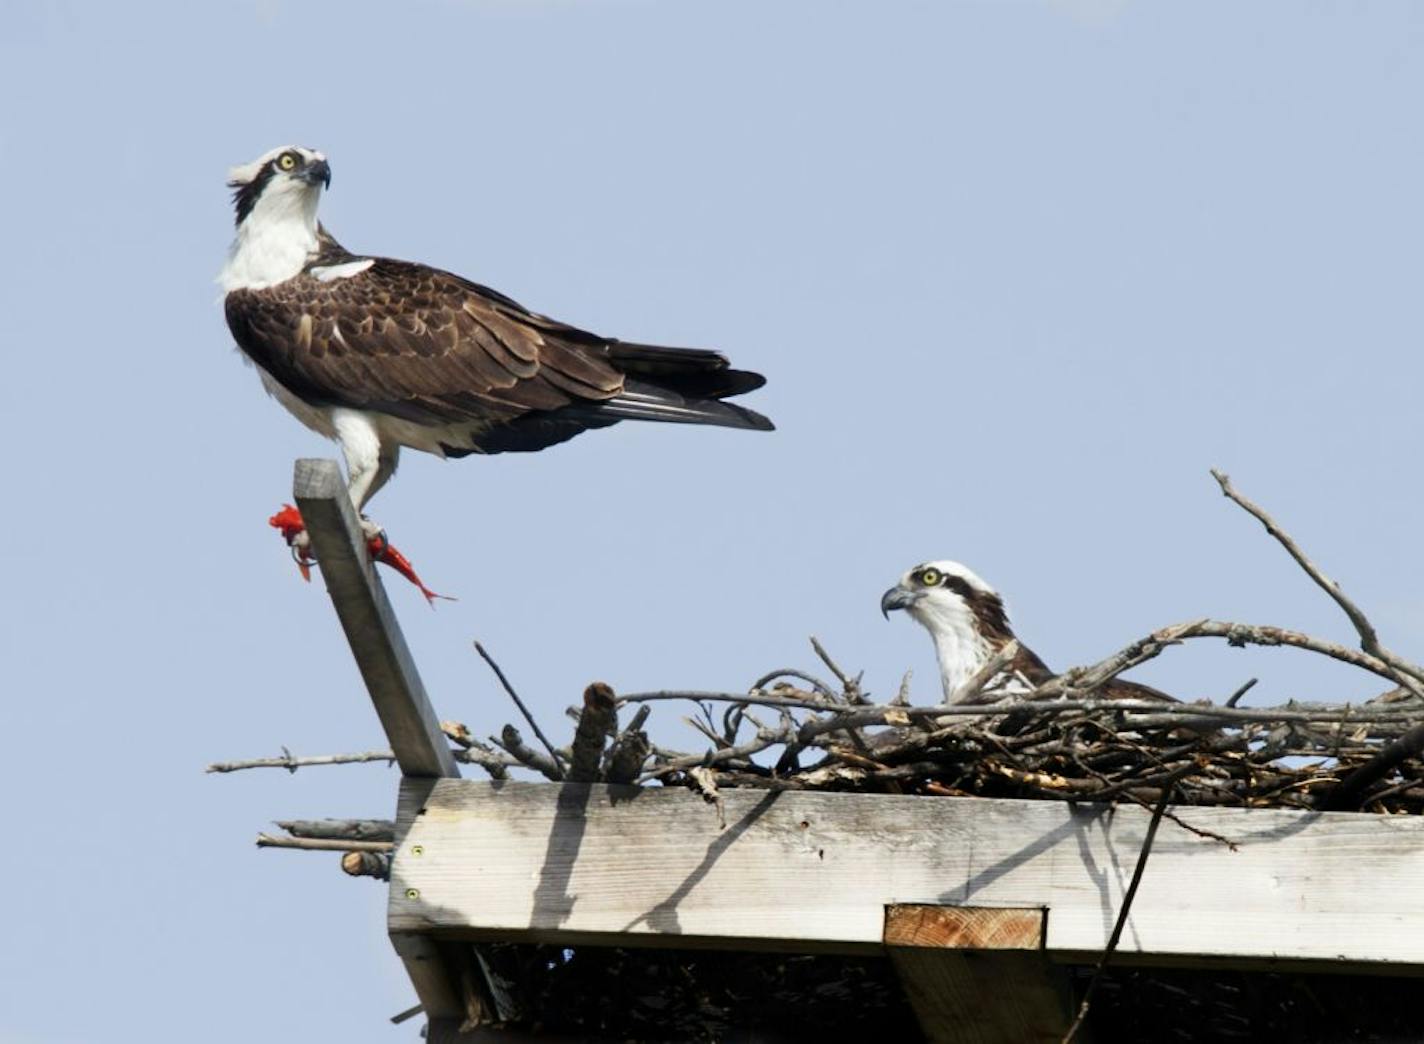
[1225,678,1257,708]
[640,727,794,782]
[205,747,515,775]
[1062,780,1176,1043]
[810,636,866,703]
[441,721,510,780]
[1073,753,1235,849]
[475,642,565,778]
[275,819,394,842]
[207,749,397,773]
[803,640,878,757]
[605,705,652,784]
[621,690,1422,729]
[892,670,913,707]
[255,833,392,853]
[949,639,1023,705]
[490,725,563,782]
[1211,469,1424,693]
[1364,777,1423,807]
[749,668,839,700]
[1322,722,1424,811]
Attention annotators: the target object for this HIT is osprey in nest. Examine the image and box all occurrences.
[881,561,1176,703]
[219,145,772,563]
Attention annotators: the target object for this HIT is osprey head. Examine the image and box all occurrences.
[880,560,1015,644]
[227,145,331,227]
[881,559,1019,701]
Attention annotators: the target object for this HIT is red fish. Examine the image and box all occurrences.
[267,504,454,607]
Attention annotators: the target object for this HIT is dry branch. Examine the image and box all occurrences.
[1211,469,1424,692]
[276,819,395,842]
[475,641,565,778]
[255,833,393,853]
[490,725,563,782]
[949,639,1022,704]
[206,746,515,775]
[341,850,392,880]
[605,705,652,784]
[441,721,510,780]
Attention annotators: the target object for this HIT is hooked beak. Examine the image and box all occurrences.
[300,159,332,189]
[880,585,921,619]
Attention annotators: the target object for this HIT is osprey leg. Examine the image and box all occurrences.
[333,408,386,512]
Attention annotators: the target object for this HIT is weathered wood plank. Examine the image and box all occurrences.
[293,458,457,780]
[389,780,1424,969]
[291,461,472,1032]
[885,906,1074,1044]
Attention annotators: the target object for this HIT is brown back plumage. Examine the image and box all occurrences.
[224,243,770,453]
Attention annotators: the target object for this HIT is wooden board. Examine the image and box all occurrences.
[292,460,469,1027]
[389,780,1424,970]
[293,458,457,780]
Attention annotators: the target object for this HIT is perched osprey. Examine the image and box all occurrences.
[219,145,772,541]
[880,560,1176,704]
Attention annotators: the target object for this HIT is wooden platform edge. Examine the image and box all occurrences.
[389,780,1424,971]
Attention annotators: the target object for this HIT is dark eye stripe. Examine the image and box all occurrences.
[942,575,977,600]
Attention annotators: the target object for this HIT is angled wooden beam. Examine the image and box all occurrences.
[293,459,473,1030]
[293,458,458,780]
[884,906,1075,1044]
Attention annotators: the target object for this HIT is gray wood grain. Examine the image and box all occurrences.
[389,780,1424,969]
[293,458,457,780]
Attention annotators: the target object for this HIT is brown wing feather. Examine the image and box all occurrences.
[1008,643,1176,701]
[225,259,625,426]
[1008,643,1058,687]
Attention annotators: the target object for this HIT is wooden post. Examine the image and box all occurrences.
[292,459,477,1031]
[884,905,1076,1044]
[293,459,458,779]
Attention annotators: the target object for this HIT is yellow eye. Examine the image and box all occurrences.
[919,568,942,587]
[277,152,298,171]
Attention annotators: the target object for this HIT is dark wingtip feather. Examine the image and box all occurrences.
[728,402,775,431]
[714,368,767,397]
[559,381,774,432]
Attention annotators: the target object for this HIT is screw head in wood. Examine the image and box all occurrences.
[405,888,420,900]
[411,845,424,857]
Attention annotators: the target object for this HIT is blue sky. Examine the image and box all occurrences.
[3,1,1422,1040]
